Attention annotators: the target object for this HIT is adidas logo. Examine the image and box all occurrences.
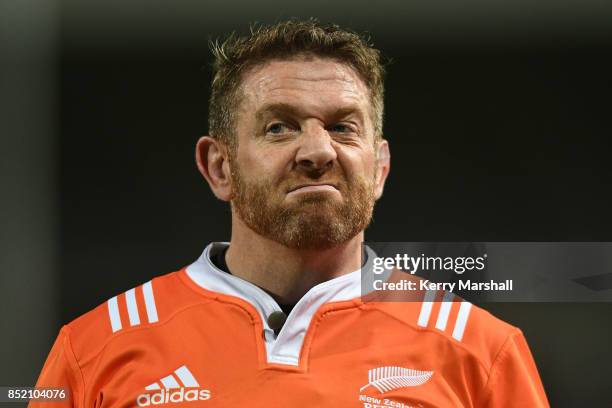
[136,365,211,406]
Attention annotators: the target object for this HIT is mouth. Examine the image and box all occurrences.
[287,183,340,195]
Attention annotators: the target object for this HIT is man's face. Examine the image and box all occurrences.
[229,57,386,250]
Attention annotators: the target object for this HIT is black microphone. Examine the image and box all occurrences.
[267,311,287,336]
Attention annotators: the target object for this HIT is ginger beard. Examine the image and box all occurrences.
[228,154,378,250]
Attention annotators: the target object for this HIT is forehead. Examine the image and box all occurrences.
[239,57,371,118]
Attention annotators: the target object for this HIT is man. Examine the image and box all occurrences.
[32,20,549,407]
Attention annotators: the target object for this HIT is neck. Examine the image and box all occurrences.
[225,212,364,305]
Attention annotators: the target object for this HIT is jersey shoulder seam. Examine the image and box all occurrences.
[175,267,263,324]
[61,325,86,407]
[474,330,523,407]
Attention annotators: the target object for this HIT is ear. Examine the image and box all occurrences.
[195,136,233,201]
[374,138,390,200]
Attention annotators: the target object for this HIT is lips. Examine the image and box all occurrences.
[286,182,342,196]
[288,183,339,193]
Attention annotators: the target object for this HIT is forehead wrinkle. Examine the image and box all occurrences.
[258,87,365,109]
[264,79,358,91]
[275,72,358,87]
[253,76,364,100]
[252,75,367,109]
[245,59,368,97]
[247,57,361,83]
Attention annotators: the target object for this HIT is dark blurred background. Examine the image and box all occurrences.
[1,0,611,406]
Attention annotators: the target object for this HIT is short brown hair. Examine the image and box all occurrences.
[208,19,386,149]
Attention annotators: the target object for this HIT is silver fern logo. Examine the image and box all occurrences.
[360,366,434,393]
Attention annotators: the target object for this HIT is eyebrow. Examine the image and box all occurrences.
[255,102,365,124]
[255,103,300,122]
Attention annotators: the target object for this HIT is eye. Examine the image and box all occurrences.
[266,122,294,135]
[328,123,354,133]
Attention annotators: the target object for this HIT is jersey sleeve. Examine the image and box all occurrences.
[478,330,549,407]
[29,326,84,408]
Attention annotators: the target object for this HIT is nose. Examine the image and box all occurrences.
[295,123,337,172]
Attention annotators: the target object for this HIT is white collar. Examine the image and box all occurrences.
[185,242,378,366]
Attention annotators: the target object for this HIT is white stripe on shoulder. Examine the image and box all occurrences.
[125,288,141,326]
[417,289,437,327]
[452,301,472,341]
[174,365,199,387]
[107,296,122,333]
[142,280,159,323]
[435,291,455,331]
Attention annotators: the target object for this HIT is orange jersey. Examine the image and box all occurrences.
[31,243,549,407]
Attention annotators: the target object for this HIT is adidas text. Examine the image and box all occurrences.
[137,388,211,406]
